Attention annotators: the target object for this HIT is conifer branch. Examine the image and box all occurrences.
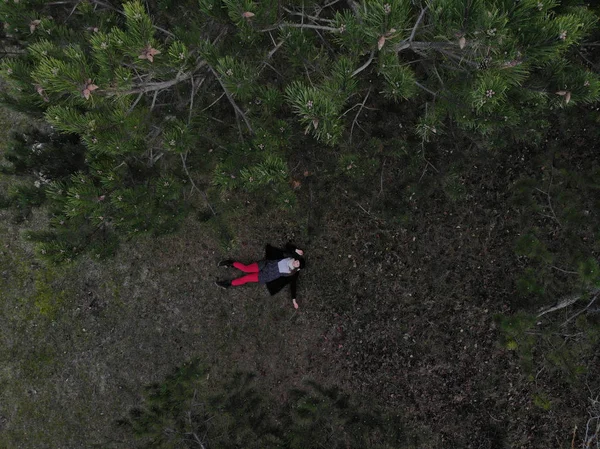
[346,0,361,17]
[150,90,159,110]
[317,0,343,14]
[282,8,334,24]
[128,92,144,113]
[537,289,600,317]
[188,77,205,125]
[260,23,340,33]
[395,41,461,54]
[561,293,599,327]
[350,86,371,142]
[267,40,285,59]
[551,266,578,275]
[415,81,436,97]
[180,152,216,216]
[419,137,439,177]
[190,432,207,449]
[200,93,225,113]
[437,48,479,68]
[208,66,254,135]
[534,168,563,229]
[409,7,428,42]
[105,61,207,96]
[351,50,375,77]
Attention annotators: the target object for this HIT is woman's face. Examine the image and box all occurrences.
[292,259,301,269]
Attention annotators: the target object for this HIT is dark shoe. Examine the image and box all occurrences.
[218,259,235,268]
[215,280,231,289]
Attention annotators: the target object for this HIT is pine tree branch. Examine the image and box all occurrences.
[436,48,479,68]
[185,411,207,449]
[561,293,599,327]
[180,152,216,216]
[409,7,428,42]
[551,266,578,275]
[349,86,372,143]
[188,77,196,125]
[187,76,205,125]
[346,0,361,18]
[105,61,207,96]
[317,0,343,14]
[282,7,334,23]
[260,23,340,33]
[351,50,375,77]
[127,92,144,114]
[576,49,597,69]
[199,92,225,113]
[534,167,563,229]
[267,39,285,59]
[537,289,600,317]
[189,432,206,449]
[150,90,159,110]
[415,81,437,97]
[395,41,462,54]
[419,137,439,179]
[208,66,254,134]
[584,398,600,449]
[537,296,581,317]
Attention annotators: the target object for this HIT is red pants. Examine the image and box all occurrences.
[231,262,259,286]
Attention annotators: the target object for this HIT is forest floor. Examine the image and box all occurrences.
[1,108,599,449]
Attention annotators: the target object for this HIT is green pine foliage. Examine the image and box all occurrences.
[121,360,405,449]
[0,0,597,311]
[0,0,598,264]
[515,232,553,264]
[502,108,600,389]
[0,128,86,222]
[499,306,600,386]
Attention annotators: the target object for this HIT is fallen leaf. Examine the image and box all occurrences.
[312,118,319,129]
[378,35,386,50]
[459,36,466,49]
[242,11,255,18]
[555,91,567,96]
[565,91,571,104]
[291,180,301,189]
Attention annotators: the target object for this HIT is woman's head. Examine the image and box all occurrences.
[295,258,306,270]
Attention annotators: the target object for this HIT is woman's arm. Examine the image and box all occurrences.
[285,242,304,256]
[290,273,299,309]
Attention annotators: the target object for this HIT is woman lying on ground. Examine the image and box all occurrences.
[216,242,306,309]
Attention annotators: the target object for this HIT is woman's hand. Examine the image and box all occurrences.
[292,298,299,309]
[295,249,304,256]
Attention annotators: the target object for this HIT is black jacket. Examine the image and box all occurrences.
[264,243,304,298]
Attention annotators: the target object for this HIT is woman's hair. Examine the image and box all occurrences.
[298,257,306,270]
